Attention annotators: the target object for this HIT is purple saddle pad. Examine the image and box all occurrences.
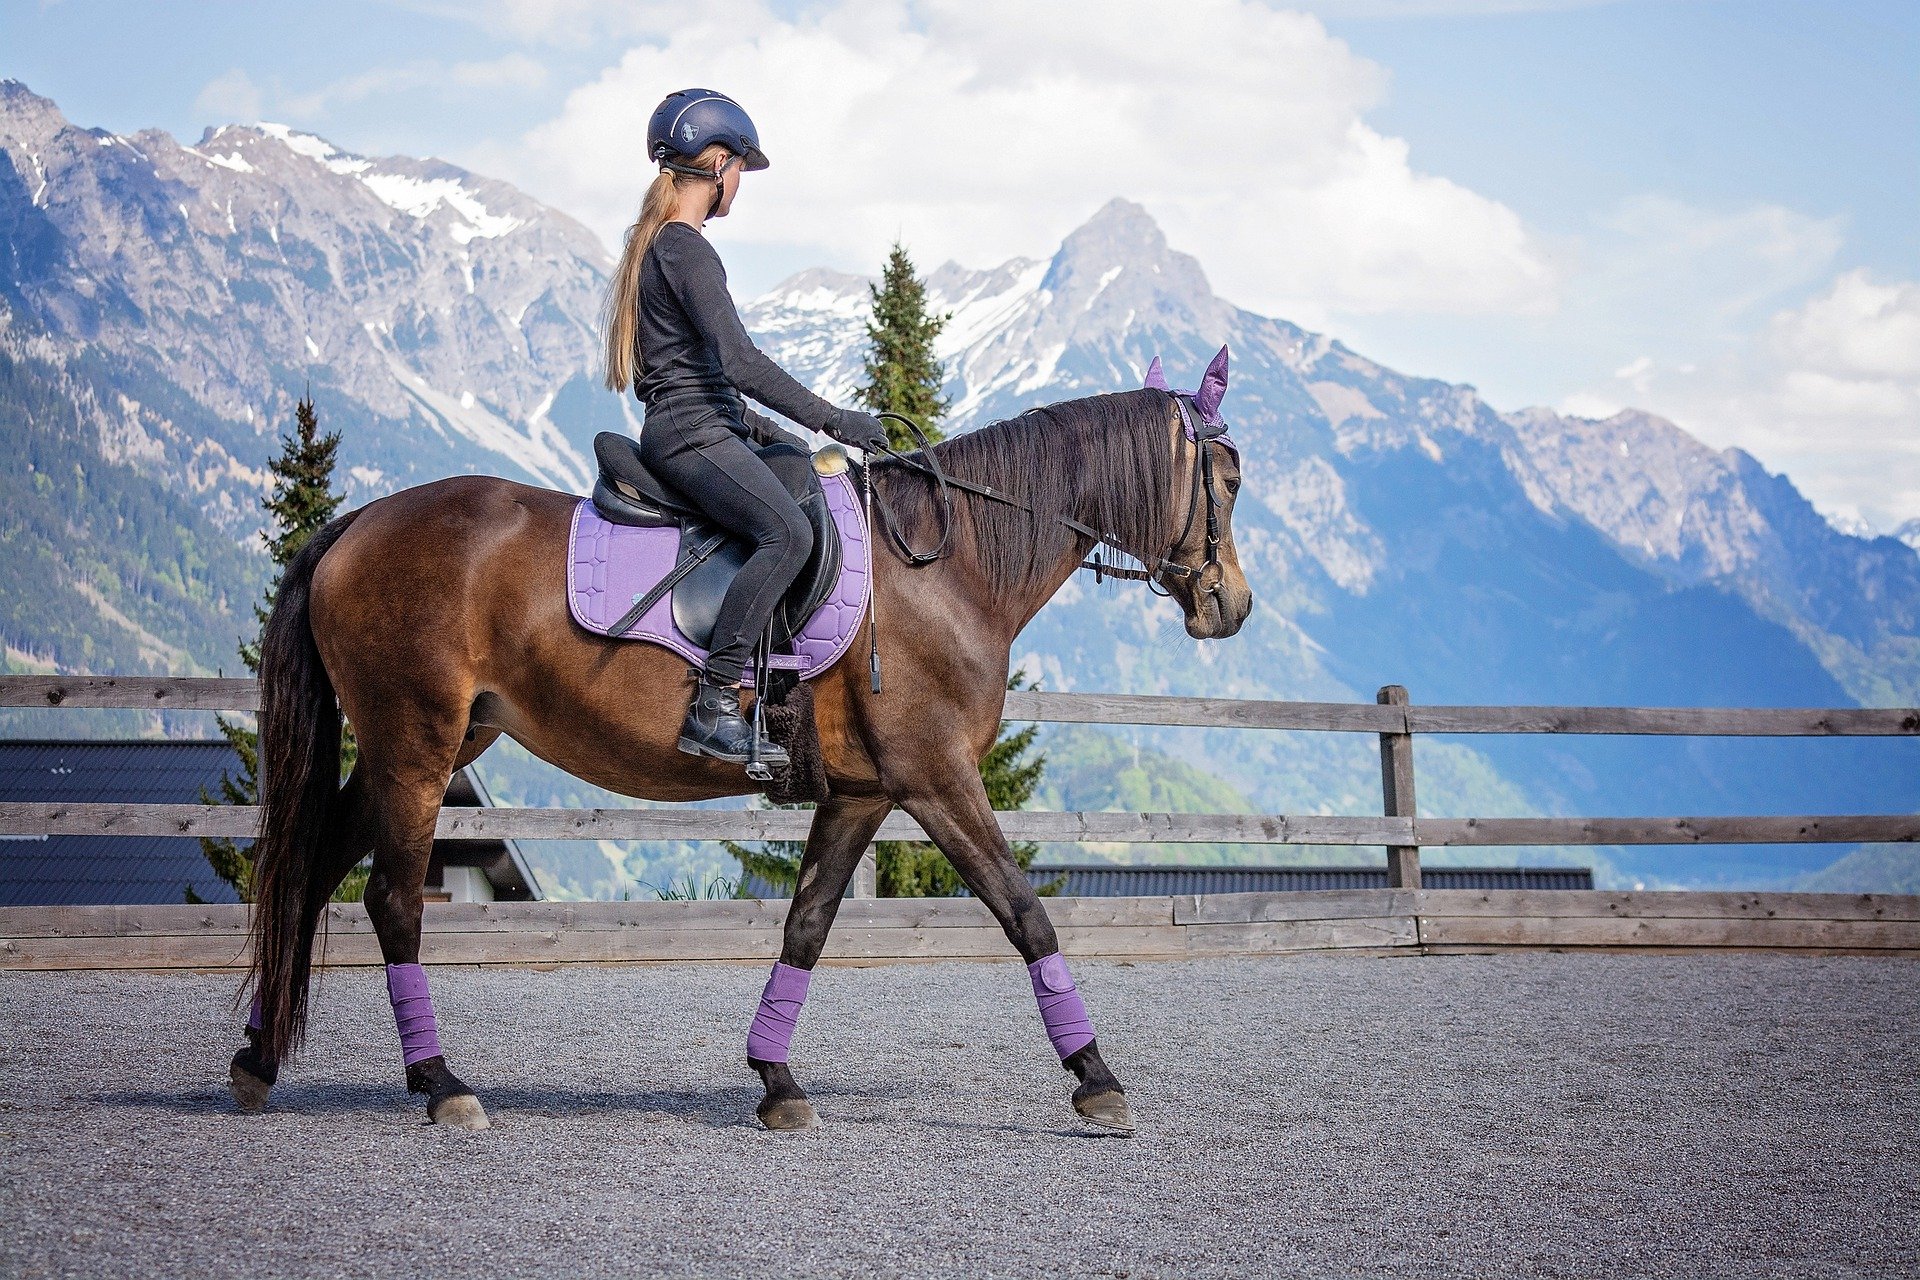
[567,468,870,681]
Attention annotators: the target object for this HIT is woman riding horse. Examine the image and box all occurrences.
[603,88,891,766]
[229,94,1254,1132]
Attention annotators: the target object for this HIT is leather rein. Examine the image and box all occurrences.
[863,399,1232,598]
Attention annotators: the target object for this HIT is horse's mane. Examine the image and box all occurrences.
[873,388,1176,600]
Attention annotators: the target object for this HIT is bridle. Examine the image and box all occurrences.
[864,393,1238,600]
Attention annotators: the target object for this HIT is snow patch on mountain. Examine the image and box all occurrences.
[256,122,523,244]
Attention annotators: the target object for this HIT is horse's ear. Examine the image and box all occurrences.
[1195,344,1229,421]
[1142,356,1168,391]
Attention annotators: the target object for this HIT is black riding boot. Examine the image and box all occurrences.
[677,676,790,768]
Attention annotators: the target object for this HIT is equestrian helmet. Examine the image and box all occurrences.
[647,89,769,171]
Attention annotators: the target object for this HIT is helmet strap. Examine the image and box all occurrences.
[659,154,741,217]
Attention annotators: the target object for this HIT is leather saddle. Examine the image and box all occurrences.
[590,431,843,648]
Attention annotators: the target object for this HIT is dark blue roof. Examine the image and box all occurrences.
[1028,865,1593,895]
[0,740,244,906]
[740,863,1594,900]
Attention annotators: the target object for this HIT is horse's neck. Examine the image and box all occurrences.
[1001,472,1107,638]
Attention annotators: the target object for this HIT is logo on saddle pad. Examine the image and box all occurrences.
[567,461,872,684]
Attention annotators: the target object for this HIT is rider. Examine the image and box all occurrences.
[602,88,890,767]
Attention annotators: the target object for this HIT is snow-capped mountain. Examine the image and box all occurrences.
[3,84,1914,888]
[744,197,1920,884]
[746,198,1920,716]
[0,79,615,513]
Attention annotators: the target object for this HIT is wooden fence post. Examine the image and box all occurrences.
[850,848,878,898]
[1377,685,1422,889]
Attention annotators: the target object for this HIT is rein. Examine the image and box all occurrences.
[865,399,1231,597]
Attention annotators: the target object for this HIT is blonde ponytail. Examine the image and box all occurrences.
[601,143,734,392]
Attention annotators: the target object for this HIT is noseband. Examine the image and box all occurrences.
[864,394,1235,597]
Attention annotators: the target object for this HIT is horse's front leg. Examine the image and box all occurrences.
[748,792,893,1130]
[896,770,1134,1134]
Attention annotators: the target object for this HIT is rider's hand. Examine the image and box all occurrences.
[829,408,890,454]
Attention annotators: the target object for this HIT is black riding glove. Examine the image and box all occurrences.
[828,408,890,454]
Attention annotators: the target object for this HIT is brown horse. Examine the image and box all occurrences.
[234,374,1251,1133]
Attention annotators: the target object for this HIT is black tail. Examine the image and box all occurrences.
[246,510,360,1064]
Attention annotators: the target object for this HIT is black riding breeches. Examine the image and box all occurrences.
[638,396,814,686]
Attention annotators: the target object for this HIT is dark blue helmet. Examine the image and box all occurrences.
[647,89,769,172]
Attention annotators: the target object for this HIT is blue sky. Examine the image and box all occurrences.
[7,0,1916,527]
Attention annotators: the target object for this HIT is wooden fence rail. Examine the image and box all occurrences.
[7,676,1919,736]
[3,677,1916,892]
[3,802,1914,848]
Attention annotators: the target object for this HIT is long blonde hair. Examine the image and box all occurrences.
[601,142,735,392]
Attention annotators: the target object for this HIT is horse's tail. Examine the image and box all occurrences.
[247,509,360,1065]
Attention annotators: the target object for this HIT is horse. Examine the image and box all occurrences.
[233,350,1252,1134]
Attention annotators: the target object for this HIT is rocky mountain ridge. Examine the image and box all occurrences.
[2,85,1914,889]
[745,197,1920,711]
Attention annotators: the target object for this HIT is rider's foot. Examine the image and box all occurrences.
[677,676,791,768]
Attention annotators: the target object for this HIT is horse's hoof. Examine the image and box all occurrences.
[429,1093,490,1131]
[758,1097,821,1131]
[228,1061,272,1114]
[1073,1089,1135,1135]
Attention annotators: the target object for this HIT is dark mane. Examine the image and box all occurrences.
[873,388,1176,600]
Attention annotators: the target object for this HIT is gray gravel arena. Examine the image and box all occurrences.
[3,953,1917,1279]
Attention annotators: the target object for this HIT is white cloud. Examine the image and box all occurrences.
[194,58,548,129]
[282,55,548,118]
[194,70,264,124]
[1582,270,1920,530]
[507,0,1558,320]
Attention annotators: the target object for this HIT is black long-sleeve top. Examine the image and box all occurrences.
[634,221,835,444]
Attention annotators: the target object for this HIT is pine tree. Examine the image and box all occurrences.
[722,673,1051,899]
[201,395,363,902]
[727,245,1049,898]
[876,671,1050,897]
[856,242,951,449]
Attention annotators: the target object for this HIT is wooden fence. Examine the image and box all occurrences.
[3,676,1916,892]
[3,891,1917,969]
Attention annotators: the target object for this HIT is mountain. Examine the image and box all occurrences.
[746,198,1920,886]
[0,79,620,671]
[3,85,1914,890]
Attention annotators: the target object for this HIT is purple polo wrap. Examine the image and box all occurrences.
[1029,953,1095,1059]
[746,961,811,1063]
[246,991,262,1032]
[386,962,443,1067]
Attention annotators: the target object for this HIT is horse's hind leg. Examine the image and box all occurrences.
[229,767,383,1112]
[357,727,490,1130]
[748,793,893,1131]
[230,730,502,1112]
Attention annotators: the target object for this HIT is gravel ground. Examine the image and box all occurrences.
[2,953,1916,1279]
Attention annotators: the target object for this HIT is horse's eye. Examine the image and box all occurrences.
[1225,476,1241,496]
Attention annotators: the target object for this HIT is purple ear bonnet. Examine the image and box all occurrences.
[1142,345,1236,455]
[1194,346,1229,425]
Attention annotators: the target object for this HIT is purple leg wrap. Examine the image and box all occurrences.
[246,991,262,1033]
[1029,953,1096,1059]
[745,961,811,1063]
[386,963,444,1067]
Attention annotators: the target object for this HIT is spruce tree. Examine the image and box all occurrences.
[727,244,1050,898]
[876,671,1049,897]
[856,242,951,449]
[201,395,362,902]
[722,673,1050,899]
